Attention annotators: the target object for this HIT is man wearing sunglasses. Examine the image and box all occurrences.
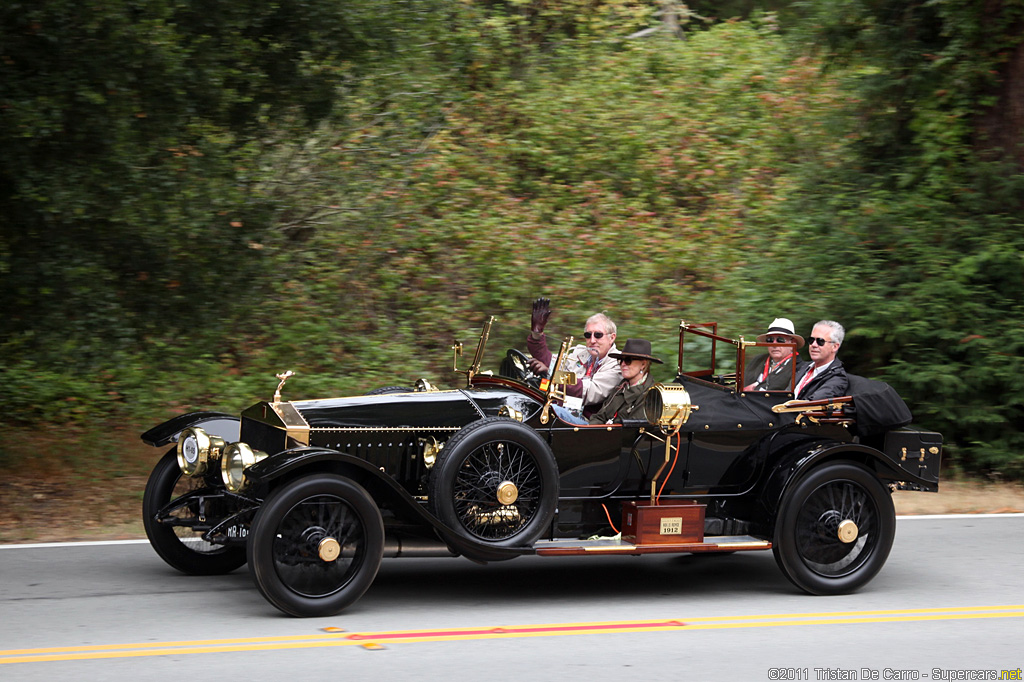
[526,297,621,418]
[552,338,662,425]
[742,317,804,392]
[794,320,849,401]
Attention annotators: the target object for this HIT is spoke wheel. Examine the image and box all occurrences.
[773,462,895,595]
[429,417,558,548]
[143,449,246,575]
[248,475,383,617]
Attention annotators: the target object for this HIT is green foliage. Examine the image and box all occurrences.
[0,0,417,366]
[768,0,1024,477]
[2,1,1024,481]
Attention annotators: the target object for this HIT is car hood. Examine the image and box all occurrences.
[291,390,484,429]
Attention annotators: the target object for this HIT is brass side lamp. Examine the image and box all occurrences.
[643,383,698,504]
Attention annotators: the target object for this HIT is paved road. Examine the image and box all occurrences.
[2,515,1023,681]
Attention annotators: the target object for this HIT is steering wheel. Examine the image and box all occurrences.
[504,348,543,388]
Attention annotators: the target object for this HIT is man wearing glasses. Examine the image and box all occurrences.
[743,317,804,392]
[794,320,849,401]
[551,338,662,426]
[526,298,621,418]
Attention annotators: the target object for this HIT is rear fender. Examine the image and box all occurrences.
[759,439,931,534]
[141,412,240,447]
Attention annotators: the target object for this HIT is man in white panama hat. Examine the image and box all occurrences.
[743,317,804,392]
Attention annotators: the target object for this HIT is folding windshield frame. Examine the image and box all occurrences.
[676,321,798,394]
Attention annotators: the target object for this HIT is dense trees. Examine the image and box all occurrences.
[0,0,395,360]
[1,1,1022,477]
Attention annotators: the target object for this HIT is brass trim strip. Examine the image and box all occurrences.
[311,426,461,433]
[715,541,771,548]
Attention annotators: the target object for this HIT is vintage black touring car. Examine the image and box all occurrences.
[141,318,942,617]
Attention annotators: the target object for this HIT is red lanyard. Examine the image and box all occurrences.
[759,352,794,382]
[796,367,814,396]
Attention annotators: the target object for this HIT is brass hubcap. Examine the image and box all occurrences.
[837,519,859,544]
[496,480,519,506]
[318,537,341,562]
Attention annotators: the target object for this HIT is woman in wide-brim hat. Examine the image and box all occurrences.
[745,318,803,392]
[589,339,662,424]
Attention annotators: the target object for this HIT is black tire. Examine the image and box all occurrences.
[428,417,558,548]
[247,474,384,617]
[773,462,895,595]
[365,386,414,395]
[142,449,247,575]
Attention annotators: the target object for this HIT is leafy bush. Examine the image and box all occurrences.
[3,1,1023,480]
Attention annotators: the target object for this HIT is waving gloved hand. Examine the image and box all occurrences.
[531,297,552,335]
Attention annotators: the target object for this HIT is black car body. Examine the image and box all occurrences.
[141,318,942,616]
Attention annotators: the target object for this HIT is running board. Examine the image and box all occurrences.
[533,535,772,556]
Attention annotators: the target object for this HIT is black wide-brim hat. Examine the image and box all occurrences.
[609,338,663,364]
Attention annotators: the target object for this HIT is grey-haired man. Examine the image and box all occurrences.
[794,320,849,401]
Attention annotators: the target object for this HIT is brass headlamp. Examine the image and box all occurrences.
[176,427,226,477]
[221,442,269,493]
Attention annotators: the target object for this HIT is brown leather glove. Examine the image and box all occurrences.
[531,297,552,335]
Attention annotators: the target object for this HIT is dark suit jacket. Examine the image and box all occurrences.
[796,359,849,401]
[743,353,799,391]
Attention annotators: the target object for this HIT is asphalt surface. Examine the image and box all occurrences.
[2,514,1023,681]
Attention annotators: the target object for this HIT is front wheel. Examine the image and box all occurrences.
[773,462,895,595]
[142,449,247,575]
[247,474,384,617]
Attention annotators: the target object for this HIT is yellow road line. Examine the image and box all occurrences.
[3,605,1023,665]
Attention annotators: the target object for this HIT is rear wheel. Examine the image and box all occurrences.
[773,462,895,595]
[247,474,384,617]
[428,417,558,549]
[142,449,246,575]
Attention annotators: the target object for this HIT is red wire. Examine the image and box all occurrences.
[656,432,681,504]
[601,503,620,535]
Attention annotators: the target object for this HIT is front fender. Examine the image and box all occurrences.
[246,447,531,563]
[141,411,240,447]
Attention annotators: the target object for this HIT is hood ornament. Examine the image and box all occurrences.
[273,371,295,405]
